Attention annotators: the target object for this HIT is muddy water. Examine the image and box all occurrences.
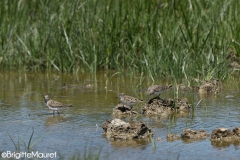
[0,71,240,159]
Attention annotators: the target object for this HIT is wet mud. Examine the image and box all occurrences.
[112,104,138,117]
[166,133,181,142]
[210,127,240,142]
[142,98,191,115]
[198,79,222,94]
[102,119,153,140]
[226,51,240,69]
[167,129,209,142]
[181,129,209,139]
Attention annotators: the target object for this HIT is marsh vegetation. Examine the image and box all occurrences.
[1,0,240,80]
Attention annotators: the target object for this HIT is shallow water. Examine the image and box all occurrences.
[0,71,240,160]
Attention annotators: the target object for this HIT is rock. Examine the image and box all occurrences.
[181,129,208,139]
[102,119,153,140]
[226,51,240,69]
[233,127,240,137]
[112,104,138,117]
[166,133,181,141]
[198,79,222,94]
[142,98,191,115]
[210,127,240,142]
[111,119,130,127]
[175,98,191,111]
[167,129,209,142]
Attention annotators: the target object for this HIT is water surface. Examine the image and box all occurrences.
[0,71,240,160]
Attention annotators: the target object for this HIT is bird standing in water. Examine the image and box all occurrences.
[44,95,72,115]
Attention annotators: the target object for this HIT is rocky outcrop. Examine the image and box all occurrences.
[102,119,153,140]
[142,98,191,115]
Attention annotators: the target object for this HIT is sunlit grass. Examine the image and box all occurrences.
[0,0,239,81]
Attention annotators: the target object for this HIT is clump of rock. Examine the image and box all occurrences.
[210,127,240,142]
[226,51,240,69]
[198,79,222,94]
[102,119,153,140]
[167,129,209,141]
[166,133,181,141]
[142,98,191,115]
[181,129,209,139]
[112,104,138,116]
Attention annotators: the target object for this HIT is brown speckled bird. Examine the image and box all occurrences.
[44,95,72,115]
[147,84,172,98]
[117,93,144,108]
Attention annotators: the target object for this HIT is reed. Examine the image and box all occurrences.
[0,0,238,80]
[7,126,49,152]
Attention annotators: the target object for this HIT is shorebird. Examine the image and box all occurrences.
[44,95,72,115]
[117,93,144,108]
[147,84,172,99]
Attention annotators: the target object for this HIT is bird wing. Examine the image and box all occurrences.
[147,85,159,94]
[154,85,164,92]
[127,96,143,102]
[48,100,69,108]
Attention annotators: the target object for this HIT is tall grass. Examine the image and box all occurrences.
[0,0,239,80]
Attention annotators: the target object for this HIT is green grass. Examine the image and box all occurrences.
[0,0,239,80]
[7,126,49,153]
